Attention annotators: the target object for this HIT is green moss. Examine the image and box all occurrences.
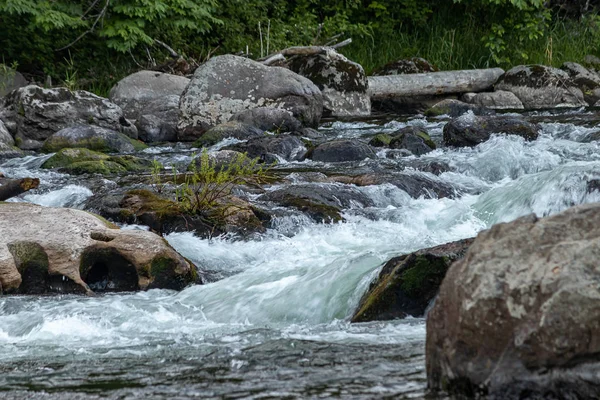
[369,134,393,147]
[280,195,344,223]
[192,130,222,148]
[129,138,148,151]
[7,241,50,294]
[42,136,113,153]
[125,189,182,218]
[425,105,450,117]
[42,148,150,175]
[148,255,192,290]
[416,131,436,149]
[399,255,448,297]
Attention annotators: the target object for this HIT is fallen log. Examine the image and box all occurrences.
[0,177,40,201]
[368,68,505,99]
[259,39,352,64]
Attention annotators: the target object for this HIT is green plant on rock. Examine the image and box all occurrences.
[174,150,271,215]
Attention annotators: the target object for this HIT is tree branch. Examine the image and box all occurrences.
[55,0,110,52]
[0,178,40,201]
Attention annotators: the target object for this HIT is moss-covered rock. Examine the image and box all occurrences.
[369,134,393,147]
[42,125,136,153]
[389,126,436,155]
[41,148,151,175]
[351,238,474,322]
[425,99,493,118]
[7,241,49,294]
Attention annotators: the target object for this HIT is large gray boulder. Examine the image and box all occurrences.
[42,125,136,153]
[135,95,180,143]
[0,65,27,97]
[0,203,196,295]
[561,62,600,105]
[495,65,587,109]
[443,112,540,147]
[284,50,370,117]
[178,55,323,140]
[109,70,189,119]
[0,119,21,160]
[0,85,135,150]
[427,203,600,399]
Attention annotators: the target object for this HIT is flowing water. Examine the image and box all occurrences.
[1,113,600,399]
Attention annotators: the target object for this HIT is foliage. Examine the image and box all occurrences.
[151,151,271,216]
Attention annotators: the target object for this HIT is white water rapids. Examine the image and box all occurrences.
[0,116,599,399]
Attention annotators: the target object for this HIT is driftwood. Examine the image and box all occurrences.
[368,68,505,99]
[0,177,40,201]
[260,39,352,64]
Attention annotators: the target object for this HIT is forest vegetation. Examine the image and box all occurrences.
[1,0,600,95]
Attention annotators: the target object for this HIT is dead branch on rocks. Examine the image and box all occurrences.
[259,38,352,65]
[0,177,40,201]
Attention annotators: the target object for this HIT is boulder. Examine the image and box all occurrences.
[495,65,587,109]
[310,140,376,162]
[0,85,135,150]
[373,57,438,76]
[41,148,151,175]
[0,119,14,147]
[191,121,263,147]
[351,238,474,322]
[135,95,180,143]
[0,119,23,160]
[178,55,322,137]
[462,90,524,110]
[427,203,600,399]
[443,112,540,147]
[0,202,196,295]
[109,70,189,119]
[232,107,303,133]
[583,54,600,71]
[561,62,600,105]
[42,125,137,153]
[425,99,494,118]
[226,134,307,162]
[0,65,27,97]
[389,126,436,155]
[284,50,370,117]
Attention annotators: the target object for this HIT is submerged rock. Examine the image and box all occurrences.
[0,85,135,150]
[427,203,600,399]
[443,112,540,147]
[495,65,587,109]
[310,140,376,162]
[284,50,370,117]
[0,203,196,295]
[389,126,436,155]
[42,125,140,153]
[352,238,473,322]
[41,148,151,175]
[178,55,323,137]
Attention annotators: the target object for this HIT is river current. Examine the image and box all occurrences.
[1,112,599,399]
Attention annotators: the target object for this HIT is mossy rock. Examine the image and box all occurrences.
[351,238,474,322]
[41,148,151,175]
[147,255,192,290]
[369,134,393,147]
[129,138,148,151]
[278,194,344,223]
[7,241,49,294]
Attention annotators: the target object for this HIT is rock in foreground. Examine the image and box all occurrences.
[351,238,473,322]
[0,203,196,295]
[427,203,600,399]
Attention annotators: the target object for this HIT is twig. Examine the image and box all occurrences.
[154,39,179,58]
[55,0,110,51]
[259,22,264,58]
[331,38,352,49]
[312,23,323,45]
[145,46,156,66]
[263,53,285,66]
[82,0,101,19]
[266,19,270,56]
[129,49,143,68]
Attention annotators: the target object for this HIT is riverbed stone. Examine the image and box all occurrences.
[463,90,524,110]
[0,85,135,150]
[109,70,189,120]
[191,121,263,147]
[561,62,600,105]
[443,112,540,147]
[42,125,137,153]
[389,126,436,155]
[178,55,323,138]
[310,140,376,162]
[226,134,307,162]
[283,49,370,117]
[495,65,587,109]
[0,202,196,295]
[352,238,474,322]
[427,203,600,399]
[425,99,493,118]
